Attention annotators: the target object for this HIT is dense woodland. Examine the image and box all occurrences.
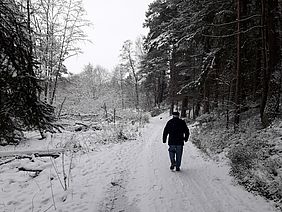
[0,0,282,140]
[141,0,282,129]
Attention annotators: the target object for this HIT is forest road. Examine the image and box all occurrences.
[95,114,277,212]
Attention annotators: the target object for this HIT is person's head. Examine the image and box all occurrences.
[172,111,180,118]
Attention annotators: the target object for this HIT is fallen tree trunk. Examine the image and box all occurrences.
[15,153,60,159]
[0,149,64,158]
[33,152,60,158]
[18,167,43,177]
[12,153,60,160]
[0,152,61,167]
[0,158,16,166]
[75,122,89,127]
[18,167,43,173]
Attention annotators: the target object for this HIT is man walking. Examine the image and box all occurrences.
[163,111,190,171]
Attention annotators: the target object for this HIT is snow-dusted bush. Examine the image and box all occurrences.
[117,109,150,126]
[150,108,163,117]
[228,141,260,176]
[52,109,150,153]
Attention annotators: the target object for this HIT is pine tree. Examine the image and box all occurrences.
[0,0,58,145]
[142,0,281,126]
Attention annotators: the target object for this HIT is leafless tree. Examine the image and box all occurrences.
[23,0,91,104]
[120,40,141,109]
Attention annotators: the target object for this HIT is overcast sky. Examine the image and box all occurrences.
[64,0,153,74]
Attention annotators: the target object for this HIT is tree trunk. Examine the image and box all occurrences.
[260,0,270,127]
[253,43,262,101]
[203,81,210,114]
[262,0,281,124]
[169,46,178,112]
[181,96,188,118]
[26,0,33,77]
[50,0,72,105]
[194,100,201,118]
[119,69,125,109]
[226,81,232,129]
[157,70,166,105]
[170,102,174,115]
[134,78,139,109]
[234,0,241,131]
[214,67,219,109]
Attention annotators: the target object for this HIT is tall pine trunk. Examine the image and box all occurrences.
[260,0,281,126]
[260,0,269,126]
[203,81,210,114]
[181,96,188,117]
[169,46,177,114]
[234,0,241,131]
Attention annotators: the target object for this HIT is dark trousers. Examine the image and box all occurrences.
[168,145,183,168]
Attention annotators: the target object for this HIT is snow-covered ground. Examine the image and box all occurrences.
[0,114,277,212]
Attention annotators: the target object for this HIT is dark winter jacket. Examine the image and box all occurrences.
[163,117,190,146]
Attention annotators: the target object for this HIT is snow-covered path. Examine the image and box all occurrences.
[0,114,277,212]
[77,115,276,212]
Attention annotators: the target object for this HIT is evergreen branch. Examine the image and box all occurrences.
[202,25,263,38]
[209,14,261,27]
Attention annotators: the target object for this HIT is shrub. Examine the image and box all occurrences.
[228,144,257,176]
[150,108,163,117]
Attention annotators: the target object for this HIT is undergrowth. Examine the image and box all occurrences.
[191,111,282,210]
